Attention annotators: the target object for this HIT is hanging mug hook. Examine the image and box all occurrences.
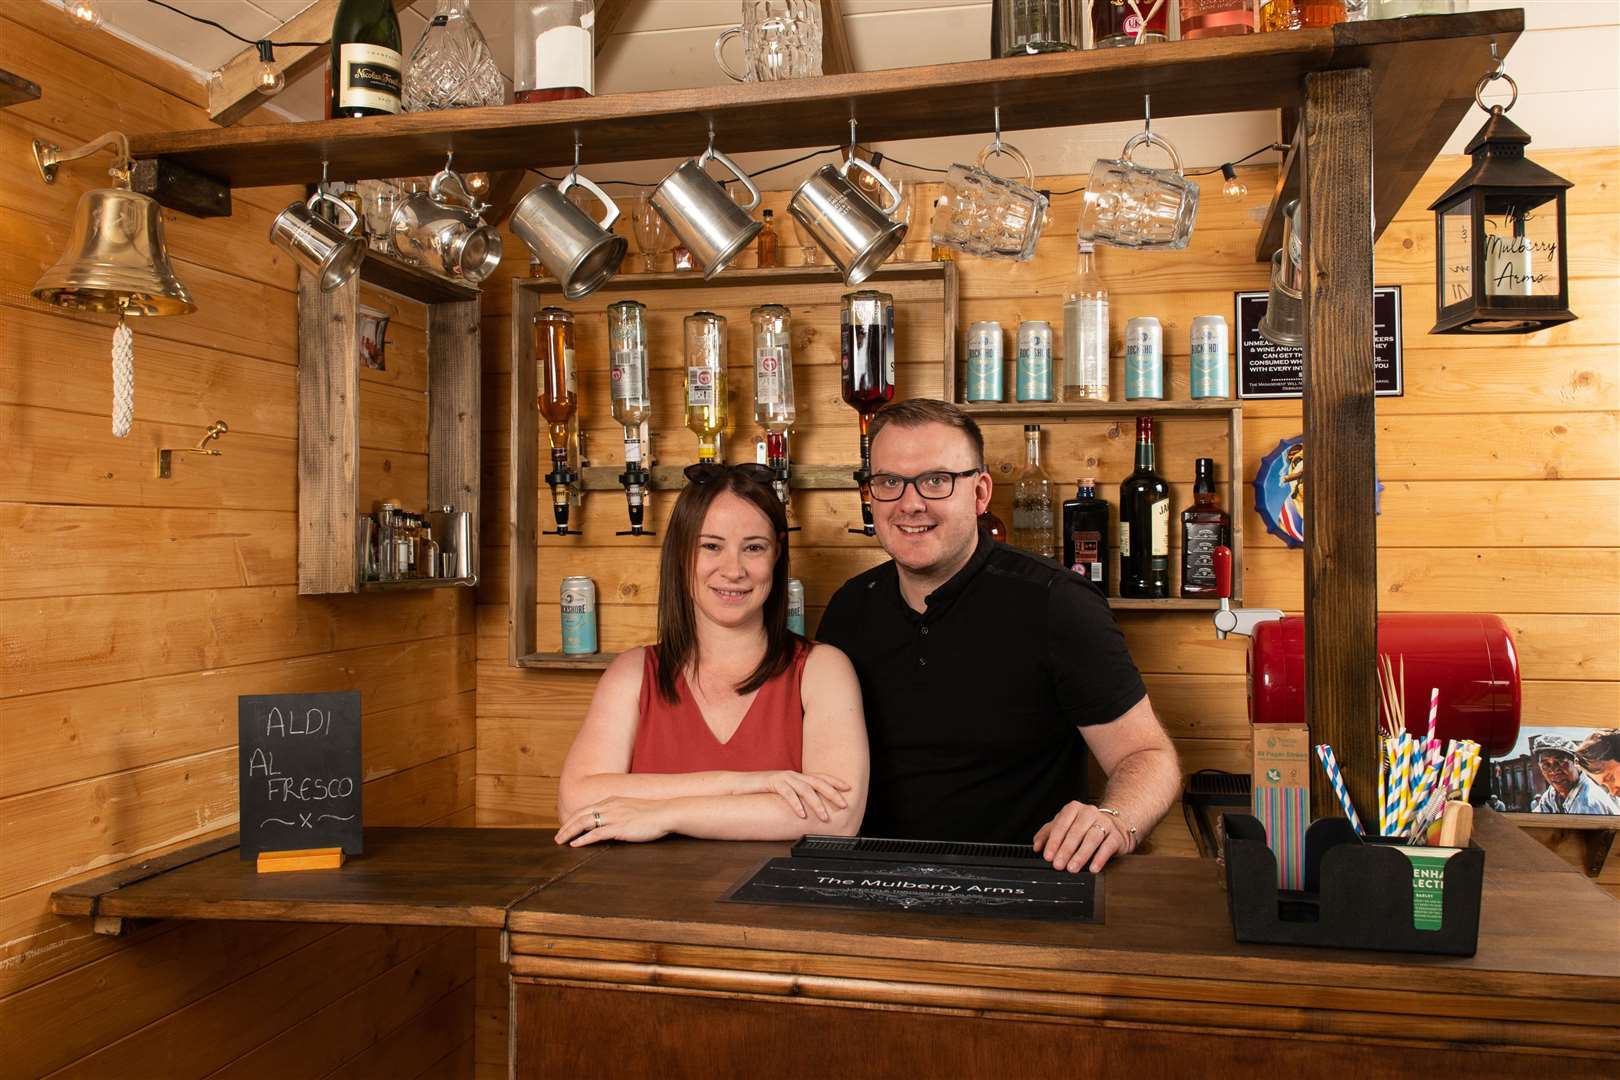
[1143,94,1152,139]
[1475,38,1517,113]
[992,106,1004,155]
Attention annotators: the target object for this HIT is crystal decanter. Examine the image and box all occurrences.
[404,0,505,111]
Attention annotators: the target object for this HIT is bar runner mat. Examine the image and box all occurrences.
[723,856,1102,922]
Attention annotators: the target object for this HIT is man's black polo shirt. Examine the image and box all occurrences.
[817,530,1148,845]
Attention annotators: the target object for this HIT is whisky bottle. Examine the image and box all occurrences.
[1181,457,1230,598]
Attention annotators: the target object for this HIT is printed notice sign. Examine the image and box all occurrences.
[724,857,1101,922]
[238,692,362,859]
[1236,285,1404,399]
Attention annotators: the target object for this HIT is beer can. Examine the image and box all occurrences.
[1123,316,1164,400]
[964,321,1004,402]
[786,578,806,636]
[560,576,598,655]
[1190,315,1231,399]
[1015,320,1054,402]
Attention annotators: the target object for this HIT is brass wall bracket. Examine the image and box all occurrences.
[157,420,228,478]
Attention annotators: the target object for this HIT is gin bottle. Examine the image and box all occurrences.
[1012,424,1056,559]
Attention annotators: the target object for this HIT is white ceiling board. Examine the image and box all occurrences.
[95,0,282,70]
[847,5,990,68]
[1444,87,1620,154]
[1469,1,1620,32]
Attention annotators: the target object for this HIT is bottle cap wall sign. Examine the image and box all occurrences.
[1253,436,1383,548]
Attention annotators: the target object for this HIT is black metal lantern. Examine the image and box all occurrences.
[1430,63,1575,335]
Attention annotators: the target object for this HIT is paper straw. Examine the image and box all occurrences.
[1378,751,1388,837]
[1394,734,1413,834]
[1460,743,1483,802]
[1315,744,1365,834]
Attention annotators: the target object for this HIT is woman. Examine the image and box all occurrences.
[555,462,868,846]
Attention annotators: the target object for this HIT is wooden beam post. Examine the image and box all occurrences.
[428,299,482,578]
[509,283,540,664]
[297,269,360,595]
[1299,68,1378,824]
[821,0,855,76]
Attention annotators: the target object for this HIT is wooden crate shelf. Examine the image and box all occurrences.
[297,256,482,595]
[124,11,1520,250]
[516,652,616,671]
[963,400,1236,420]
[357,576,477,592]
[509,262,957,666]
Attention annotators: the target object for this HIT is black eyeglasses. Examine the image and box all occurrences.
[868,468,982,502]
[683,462,775,486]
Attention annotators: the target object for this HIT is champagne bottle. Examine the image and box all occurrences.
[330,0,403,119]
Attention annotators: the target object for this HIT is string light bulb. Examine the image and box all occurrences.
[1221,163,1247,199]
[253,40,285,95]
[66,0,103,30]
[464,171,491,198]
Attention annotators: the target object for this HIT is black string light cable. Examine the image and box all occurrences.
[141,0,326,95]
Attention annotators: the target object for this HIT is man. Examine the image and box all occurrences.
[1529,733,1620,814]
[817,399,1181,873]
[1576,729,1620,800]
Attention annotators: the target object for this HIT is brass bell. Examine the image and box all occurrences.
[32,186,195,316]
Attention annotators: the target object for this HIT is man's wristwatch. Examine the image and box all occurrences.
[1095,806,1137,852]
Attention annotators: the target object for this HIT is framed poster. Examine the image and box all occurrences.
[1237,285,1404,399]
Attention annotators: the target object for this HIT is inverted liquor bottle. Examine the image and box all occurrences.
[1118,416,1170,598]
[329,0,403,118]
[1011,424,1056,559]
[684,311,729,463]
[752,304,796,505]
[535,307,578,535]
[1181,457,1230,598]
[608,300,653,536]
[840,290,896,535]
[1063,478,1111,594]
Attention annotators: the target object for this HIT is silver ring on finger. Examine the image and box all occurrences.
[593,811,602,829]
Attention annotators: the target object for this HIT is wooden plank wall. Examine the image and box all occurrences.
[0,4,475,1077]
[474,146,1617,1071]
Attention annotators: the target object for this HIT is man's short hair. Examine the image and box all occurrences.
[1577,729,1620,767]
[868,398,985,466]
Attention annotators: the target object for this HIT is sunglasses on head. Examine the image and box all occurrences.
[683,462,776,486]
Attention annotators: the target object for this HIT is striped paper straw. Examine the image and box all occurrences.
[1460,743,1483,802]
[1394,734,1414,834]
[1378,748,1389,837]
[1315,744,1365,834]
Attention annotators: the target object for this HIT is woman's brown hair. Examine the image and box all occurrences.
[654,468,794,704]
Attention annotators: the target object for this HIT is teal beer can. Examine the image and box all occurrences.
[560,576,598,654]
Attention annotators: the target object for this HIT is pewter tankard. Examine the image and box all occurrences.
[789,156,907,287]
[510,171,628,300]
[651,145,762,280]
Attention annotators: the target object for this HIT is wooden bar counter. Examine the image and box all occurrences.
[51,815,1620,1077]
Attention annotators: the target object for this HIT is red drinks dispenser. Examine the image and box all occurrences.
[1212,547,1521,756]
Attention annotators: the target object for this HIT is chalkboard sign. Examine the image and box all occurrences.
[1236,285,1404,399]
[238,692,363,860]
[725,857,1101,922]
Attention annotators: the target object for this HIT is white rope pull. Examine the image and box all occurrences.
[112,317,134,438]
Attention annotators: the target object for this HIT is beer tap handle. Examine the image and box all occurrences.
[1210,544,1282,640]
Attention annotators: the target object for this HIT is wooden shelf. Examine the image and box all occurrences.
[360,251,480,304]
[357,576,477,592]
[576,464,860,493]
[509,262,957,667]
[963,400,1237,421]
[516,652,616,671]
[0,68,41,110]
[1109,598,1222,611]
[127,11,1519,244]
[518,262,951,295]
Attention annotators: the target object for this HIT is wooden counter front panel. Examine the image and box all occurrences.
[509,978,1590,1079]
